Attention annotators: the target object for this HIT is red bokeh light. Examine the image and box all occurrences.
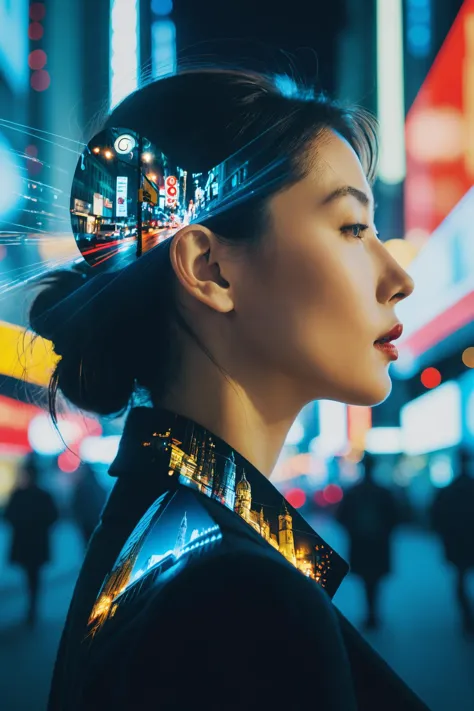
[30,69,50,92]
[323,484,343,505]
[25,144,38,158]
[58,450,80,474]
[28,49,47,70]
[313,490,328,507]
[421,367,442,389]
[29,3,46,21]
[285,488,306,509]
[28,22,44,40]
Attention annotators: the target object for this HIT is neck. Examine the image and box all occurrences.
[158,343,304,478]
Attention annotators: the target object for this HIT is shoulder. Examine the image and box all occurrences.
[139,547,350,669]
[161,547,335,618]
[82,548,356,710]
[126,550,355,708]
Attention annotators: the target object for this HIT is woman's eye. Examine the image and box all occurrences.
[340,223,369,239]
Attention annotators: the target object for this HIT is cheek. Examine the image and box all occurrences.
[266,238,374,343]
[234,234,379,374]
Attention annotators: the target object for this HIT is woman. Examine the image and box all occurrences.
[29,69,427,710]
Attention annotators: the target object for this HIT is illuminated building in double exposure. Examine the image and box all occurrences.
[143,425,331,584]
[233,472,328,582]
[87,495,166,638]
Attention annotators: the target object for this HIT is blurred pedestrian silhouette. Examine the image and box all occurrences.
[71,463,107,548]
[336,452,401,630]
[430,448,474,635]
[4,453,59,626]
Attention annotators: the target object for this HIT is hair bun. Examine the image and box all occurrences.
[29,268,90,355]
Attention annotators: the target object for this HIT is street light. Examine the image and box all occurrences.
[104,150,113,159]
[92,147,100,154]
[142,152,153,163]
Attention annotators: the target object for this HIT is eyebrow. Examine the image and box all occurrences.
[321,185,376,211]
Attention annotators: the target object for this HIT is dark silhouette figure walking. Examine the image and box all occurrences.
[430,448,474,635]
[4,454,59,626]
[71,463,107,548]
[337,452,401,630]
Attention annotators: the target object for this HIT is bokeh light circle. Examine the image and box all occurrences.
[285,488,306,509]
[421,367,441,389]
[29,3,46,21]
[58,450,81,473]
[25,144,39,158]
[28,22,44,40]
[28,49,47,70]
[462,347,474,369]
[30,69,51,92]
[314,490,328,507]
[323,484,343,505]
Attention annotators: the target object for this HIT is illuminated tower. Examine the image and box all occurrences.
[234,471,252,521]
[217,451,236,509]
[278,499,296,566]
[175,511,187,557]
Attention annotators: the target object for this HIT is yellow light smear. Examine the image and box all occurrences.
[0,320,58,387]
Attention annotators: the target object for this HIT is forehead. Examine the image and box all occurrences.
[306,130,373,201]
[268,130,374,218]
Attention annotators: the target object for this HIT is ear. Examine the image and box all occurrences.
[169,225,234,314]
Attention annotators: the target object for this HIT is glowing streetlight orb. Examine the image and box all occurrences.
[142,152,153,163]
[462,347,474,368]
[92,147,100,154]
[383,238,419,269]
[104,150,113,159]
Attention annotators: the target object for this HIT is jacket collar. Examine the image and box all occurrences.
[109,406,349,598]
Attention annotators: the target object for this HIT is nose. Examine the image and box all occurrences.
[376,244,415,305]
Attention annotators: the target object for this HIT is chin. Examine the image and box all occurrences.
[355,378,393,407]
[336,374,393,408]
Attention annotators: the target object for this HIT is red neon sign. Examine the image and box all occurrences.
[405,0,474,240]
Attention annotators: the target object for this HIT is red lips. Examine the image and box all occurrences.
[374,323,403,344]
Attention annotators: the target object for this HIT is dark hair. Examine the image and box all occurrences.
[29,67,379,422]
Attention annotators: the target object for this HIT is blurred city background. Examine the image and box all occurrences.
[1,0,474,710]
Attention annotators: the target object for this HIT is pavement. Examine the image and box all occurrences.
[0,517,474,711]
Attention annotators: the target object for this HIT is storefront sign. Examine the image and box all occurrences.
[74,198,91,214]
[116,176,128,217]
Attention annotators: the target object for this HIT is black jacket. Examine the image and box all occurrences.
[49,407,430,710]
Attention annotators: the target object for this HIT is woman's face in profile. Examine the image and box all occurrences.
[231,130,415,407]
